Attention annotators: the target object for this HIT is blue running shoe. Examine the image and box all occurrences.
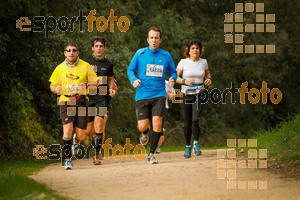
[98,152,104,160]
[72,134,81,156]
[193,143,202,156]
[72,142,80,156]
[184,146,191,158]
[93,155,101,165]
[64,159,73,170]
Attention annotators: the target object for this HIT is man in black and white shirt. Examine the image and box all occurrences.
[76,36,116,165]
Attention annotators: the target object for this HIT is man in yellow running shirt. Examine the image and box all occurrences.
[49,42,98,170]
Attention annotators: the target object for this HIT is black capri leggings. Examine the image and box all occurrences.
[180,91,206,146]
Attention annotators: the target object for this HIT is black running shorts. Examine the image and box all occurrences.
[87,97,110,122]
[136,96,166,120]
[60,102,87,130]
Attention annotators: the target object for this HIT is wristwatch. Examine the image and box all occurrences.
[182,78,186,84]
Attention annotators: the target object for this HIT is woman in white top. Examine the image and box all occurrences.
[176,39,212,158]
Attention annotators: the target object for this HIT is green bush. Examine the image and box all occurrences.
[255,114,300,165]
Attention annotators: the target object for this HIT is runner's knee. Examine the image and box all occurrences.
[137,120,149,132]
[86,123,94,134]
[75,128,86,140]
[63,123,73,137]
[94,117,104,128]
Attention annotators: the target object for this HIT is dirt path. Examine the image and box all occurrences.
[30,150,299,200]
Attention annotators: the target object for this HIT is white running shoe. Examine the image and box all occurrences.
[193,143,202,156]
[139,133,149,145]
[147,153,158,164]
[72,134,81,156]
[140,124,151,145]
[156,146,162,153]
[64,159,73,170]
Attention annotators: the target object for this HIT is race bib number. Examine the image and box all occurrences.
[146,64,163,77]
[67,84,86,94]
[67,84,79,94]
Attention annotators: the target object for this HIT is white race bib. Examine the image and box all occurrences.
[67,84,79,94]
[146,64,163,77]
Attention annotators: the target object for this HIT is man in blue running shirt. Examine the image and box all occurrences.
[127,27,177,164]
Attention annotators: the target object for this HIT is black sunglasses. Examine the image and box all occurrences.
[65,48,78,52]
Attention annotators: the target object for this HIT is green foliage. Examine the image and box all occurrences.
[0,0,299,158]
[0,76,56,158]
[0,0,62,159]
[0,161,66,200]
[254,113,300,165]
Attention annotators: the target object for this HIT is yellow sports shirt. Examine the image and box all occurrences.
[49,59,98,102]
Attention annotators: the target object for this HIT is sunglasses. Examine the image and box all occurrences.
[65,48,78,52]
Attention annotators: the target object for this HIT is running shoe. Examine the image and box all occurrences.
[147,153,158,164]
[139,132,149,146]
[93,155,101,165]
[156,146,162,154]
[184,146,191,158]
[64,159,73,170]
[72,134,81,156]
[72,142,81,156]
[85,134,92,145]
[140,124,151,145]
[193,143,202,156]
[98,152,104,160]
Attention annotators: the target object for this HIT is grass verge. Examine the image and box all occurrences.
[254,114,300,166]
[0,160,67,200]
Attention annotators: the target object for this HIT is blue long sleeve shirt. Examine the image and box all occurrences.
[127,47,177,101]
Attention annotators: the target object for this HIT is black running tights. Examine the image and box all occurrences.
[180,93,205,146]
